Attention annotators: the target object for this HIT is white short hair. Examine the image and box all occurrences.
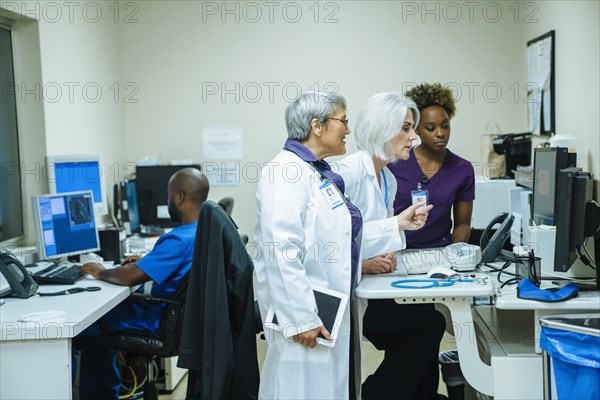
[354,92,420,162]
[285,91,347,141]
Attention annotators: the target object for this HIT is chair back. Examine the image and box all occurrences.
[178,201,259,399]
[152,275,189,357]
[217,197,234,216]
[95,276,189,357]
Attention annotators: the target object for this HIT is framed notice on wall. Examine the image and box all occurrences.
[527,30,555,136]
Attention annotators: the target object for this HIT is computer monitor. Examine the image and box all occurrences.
[532,147,571,226]
[125,180,140,233]
[135,165,201,228]
[31,190,100,260]
[554,168,586,271]
[553,169,599,288]
[46,154,108,217]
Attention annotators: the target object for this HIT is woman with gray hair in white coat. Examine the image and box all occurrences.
[338,92,445,400]
[254,90,430,399]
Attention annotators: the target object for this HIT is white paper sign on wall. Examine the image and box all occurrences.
[203,127,243,160]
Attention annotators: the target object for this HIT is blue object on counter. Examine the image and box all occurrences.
[517,278,578,302]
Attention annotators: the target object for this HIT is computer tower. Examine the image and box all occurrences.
[96,227,126,263]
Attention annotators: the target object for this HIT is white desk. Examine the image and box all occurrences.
[356,272,599,399]
[468,285,599,399]
[0,279,131,400]
[355,273,495,397]
[495,285,600,351]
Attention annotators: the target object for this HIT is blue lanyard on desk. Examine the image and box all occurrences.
[382,171,388,209]
[391,278,474,289]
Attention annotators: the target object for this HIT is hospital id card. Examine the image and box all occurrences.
[320,180,345,210]
[411,190,429,206]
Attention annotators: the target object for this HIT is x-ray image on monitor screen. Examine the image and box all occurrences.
[32,190,100,260]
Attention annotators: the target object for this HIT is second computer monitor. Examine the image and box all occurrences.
[125,180,141,233]
[554,169,593,272]
[135,165,202,227]
[532,147,571,226]
[32,190,100,260]
[46,154,108,218]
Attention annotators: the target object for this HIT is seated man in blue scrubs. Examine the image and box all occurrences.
[77,167,209,399]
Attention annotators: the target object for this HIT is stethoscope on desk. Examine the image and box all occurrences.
[391,275,488,289]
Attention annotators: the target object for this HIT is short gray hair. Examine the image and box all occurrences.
[354,92,420,162]
[285,90,347,141]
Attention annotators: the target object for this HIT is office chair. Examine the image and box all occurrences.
[217,196,249,245]
[75,281,188,400]
[178,201,259,399]
[217,196,234,216]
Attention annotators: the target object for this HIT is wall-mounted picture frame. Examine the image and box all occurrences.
[527,30,555,136]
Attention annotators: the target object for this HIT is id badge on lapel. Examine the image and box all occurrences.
[319,180,345,210]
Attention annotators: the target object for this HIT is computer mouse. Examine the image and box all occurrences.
[426,266,458,279]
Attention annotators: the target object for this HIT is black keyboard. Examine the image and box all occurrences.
[33,263,85,285]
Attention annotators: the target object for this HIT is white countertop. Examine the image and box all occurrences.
[1,279,131,341]
[355,273,494,299]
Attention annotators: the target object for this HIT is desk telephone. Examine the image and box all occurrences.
[0,252,38,298]
[480,213,515,263]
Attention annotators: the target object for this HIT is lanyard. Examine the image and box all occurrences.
[381,171,389,209]
[307,161,350,203]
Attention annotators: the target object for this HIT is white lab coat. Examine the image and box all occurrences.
[337,150,406,263]
[254,149,354,399]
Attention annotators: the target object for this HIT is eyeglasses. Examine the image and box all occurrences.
[328,117,350,129]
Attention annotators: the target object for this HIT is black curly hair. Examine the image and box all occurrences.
[404,83,456,119]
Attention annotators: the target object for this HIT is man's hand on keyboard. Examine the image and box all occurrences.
[363,252,397,274]
[81,262,107,279]
[397,202,434,231]
[121,255,142,265]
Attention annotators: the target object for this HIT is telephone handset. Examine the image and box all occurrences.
[0,252,38,298]
[480,213,515,263]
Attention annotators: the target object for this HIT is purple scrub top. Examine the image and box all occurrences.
[388,148,475,249]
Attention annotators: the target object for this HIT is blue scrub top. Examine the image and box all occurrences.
[97,221,197,334]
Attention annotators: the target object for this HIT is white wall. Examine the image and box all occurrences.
[6,0,599,244]
[34,2,127,189]
[523,0,600,198]
[119,0,530,237]
[4,1,128,245]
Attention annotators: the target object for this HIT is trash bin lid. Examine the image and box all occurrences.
[540,313,600,337]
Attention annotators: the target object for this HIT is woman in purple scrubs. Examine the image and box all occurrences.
[384,83,475,399]
[389,83,475,248]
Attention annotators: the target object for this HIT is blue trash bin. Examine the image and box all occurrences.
[540,314,600,400]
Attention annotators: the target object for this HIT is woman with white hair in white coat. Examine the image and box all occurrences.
[338,92,445,400]
[254,90,430,400]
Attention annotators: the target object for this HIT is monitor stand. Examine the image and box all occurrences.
[551,236,599,291]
